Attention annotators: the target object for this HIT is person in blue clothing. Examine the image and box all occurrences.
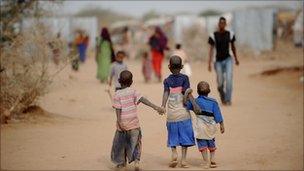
[184,81,225,169]
[161,55,195,168]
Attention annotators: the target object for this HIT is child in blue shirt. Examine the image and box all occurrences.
[184,81,225,168]
[161,55,195,168]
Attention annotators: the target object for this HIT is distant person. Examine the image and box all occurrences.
[148,26,169,82]
[75,30,89,63]
[48,32,62,65]
[141,51,152,83]
[184,81,225,169]
[96,28,115,83]
[111,70,164,170]
[207,17,239,105]
[108,51,128,91]
[172,43,192,77]
[161,56,195,168]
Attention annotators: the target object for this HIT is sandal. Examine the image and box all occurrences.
[210,161,217,168]
[169,160,178,168]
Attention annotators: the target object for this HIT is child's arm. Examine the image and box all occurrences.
[220,122,225,134]
[108,76,113,87]
[139,97,164,114]
[213,102,225,134]
[115,109,124,131]
[161,90,169,109]
[184,88,202,114]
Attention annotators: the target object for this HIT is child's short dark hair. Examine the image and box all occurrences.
[119,70,133,87]
[169,55,183,70]
[197,81,211,96]
[116,50,126,57]
[175,44,182,49]
[142,51,148,58]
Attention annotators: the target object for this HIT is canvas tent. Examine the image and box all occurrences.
[293,9,303,47]
[22,17,98,49]
[232,8,277,53]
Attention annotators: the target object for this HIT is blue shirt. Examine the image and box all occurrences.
[186,95,223,123]
[163,73,190,93]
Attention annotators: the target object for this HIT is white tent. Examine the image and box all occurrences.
[232,8,277,53]
[173,15,205,43]
[22,17,98,49]
[293,9,303,47]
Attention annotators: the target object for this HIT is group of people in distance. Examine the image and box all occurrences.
[107,16,239,170]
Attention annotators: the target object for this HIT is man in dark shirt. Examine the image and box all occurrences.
[208,17,239,105]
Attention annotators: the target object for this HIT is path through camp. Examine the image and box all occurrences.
[1,42,303,170]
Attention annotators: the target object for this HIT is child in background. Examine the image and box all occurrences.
[142,51,152,83]
[111,70,164,170]
[172,44,192,77]
[161,55,195,168]
[108,51,128,91]
[184,81,225,168]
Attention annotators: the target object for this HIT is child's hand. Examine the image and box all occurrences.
[117,121,125,131]
[155,106,165,115]
[183,88,193,103]
[184,88,193,98]
[220,123,225,134]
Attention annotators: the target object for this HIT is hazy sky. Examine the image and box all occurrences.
[59,1,301,17]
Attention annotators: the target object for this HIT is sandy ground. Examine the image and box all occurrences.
[1,42,303,170]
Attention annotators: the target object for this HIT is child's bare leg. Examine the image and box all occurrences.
[180,146,189,168]
[169,147,178,167]
[210,151,217,168]
[201,149,209,169]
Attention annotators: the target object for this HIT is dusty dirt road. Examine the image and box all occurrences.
[1,42,303,170]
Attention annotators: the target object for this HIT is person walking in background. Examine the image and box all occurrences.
[108,51,128,91]
[75,30,89,63]
[148,26,169,82]
[141,51,152,83]
[172,44,192,77]
[96,27,115,83]
[207,17,239,106]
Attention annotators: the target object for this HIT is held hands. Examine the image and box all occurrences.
[155,106,165,115]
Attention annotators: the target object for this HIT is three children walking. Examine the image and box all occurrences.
[110,53,225,170]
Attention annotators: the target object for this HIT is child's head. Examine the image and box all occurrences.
[142,51,148,59]
[119,70,133,87]
[197,81,211,96]
[168,55,183,74]
[175,44,182,50]
[116,51,126,62]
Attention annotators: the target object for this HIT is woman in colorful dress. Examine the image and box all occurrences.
[96,27,115,83]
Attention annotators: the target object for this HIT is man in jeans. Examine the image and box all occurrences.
[208,17,239,105]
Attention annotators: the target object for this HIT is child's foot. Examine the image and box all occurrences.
[180,161,189,168]
[210,161,217,168]
[115,164,125,168]
[134,160,140,171]
[200,162,209,169]
[169,159,178,168]
[169,151,178,168]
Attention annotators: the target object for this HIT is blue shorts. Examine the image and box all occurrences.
[196,138,216,152]
[166,119,195,147]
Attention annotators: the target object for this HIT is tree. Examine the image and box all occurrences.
[199,9,222,17]
[142,10,160,21]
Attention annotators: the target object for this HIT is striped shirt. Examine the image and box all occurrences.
[112,87,142,131]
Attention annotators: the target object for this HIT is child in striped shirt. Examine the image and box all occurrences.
[111,70,164,170]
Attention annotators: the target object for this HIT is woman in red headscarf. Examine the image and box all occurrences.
[148,27,169,82]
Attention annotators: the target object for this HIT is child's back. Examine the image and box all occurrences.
[161,55,195,168]
[164,73,191,122]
